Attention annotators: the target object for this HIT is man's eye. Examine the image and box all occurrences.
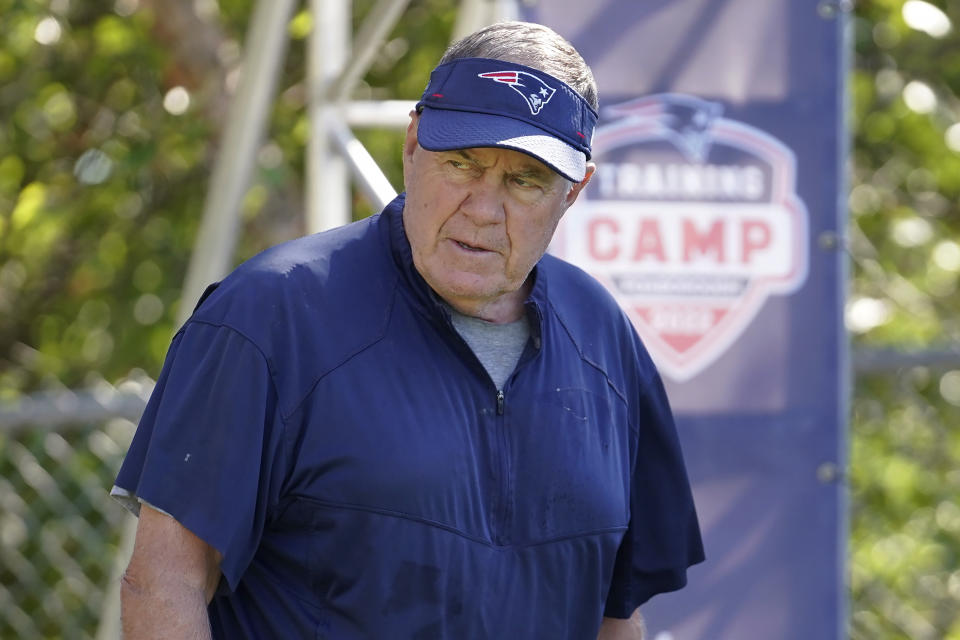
[512,176,537,188]
[449,160,469,170]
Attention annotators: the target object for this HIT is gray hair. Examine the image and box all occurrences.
[439,21,599,111]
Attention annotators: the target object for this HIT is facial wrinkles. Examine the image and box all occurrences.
[401,136,590,322]
[434,200,496,257]
[449,149,557,193]
[439,150,562,255]
[441,155,507,253]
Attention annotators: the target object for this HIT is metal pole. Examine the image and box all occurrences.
[307,0,351,233]
[344,100,415,128]
[96,2,297,637]
[179,0,299,314]
[452,0,518,41]
[332,0,413,101]
[0,380,153,433]
[329,118,398,210]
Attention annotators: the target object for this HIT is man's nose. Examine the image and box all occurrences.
[460,176,506,225]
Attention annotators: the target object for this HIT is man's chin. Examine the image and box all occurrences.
[430,277,531,322]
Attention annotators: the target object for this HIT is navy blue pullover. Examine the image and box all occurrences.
[115,194,704,639]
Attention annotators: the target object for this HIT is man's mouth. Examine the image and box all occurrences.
[454,240,488,252]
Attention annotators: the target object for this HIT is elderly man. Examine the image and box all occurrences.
[113,20,703,639]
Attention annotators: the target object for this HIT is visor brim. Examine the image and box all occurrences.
[417,108,588,182]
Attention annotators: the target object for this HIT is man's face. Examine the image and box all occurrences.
[401,114,593,322]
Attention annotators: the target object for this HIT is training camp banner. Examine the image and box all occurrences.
[524,1,849,638]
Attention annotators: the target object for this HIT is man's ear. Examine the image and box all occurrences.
[403,111,420,160]
[563,162,596,209]
[402,111,420,189]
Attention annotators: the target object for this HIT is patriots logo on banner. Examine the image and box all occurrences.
[478,71,556,115]
[550,93,810,381]
[605,94,724,163]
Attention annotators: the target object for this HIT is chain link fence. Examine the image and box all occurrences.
[0,379,149,640]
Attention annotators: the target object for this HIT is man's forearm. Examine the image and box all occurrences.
[120,571,213,640]
[597,609,645,640]
[120,506,221,640]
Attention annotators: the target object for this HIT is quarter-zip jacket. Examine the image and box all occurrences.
[115,194,703,639]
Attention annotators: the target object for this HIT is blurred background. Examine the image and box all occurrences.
[0,0,957,638]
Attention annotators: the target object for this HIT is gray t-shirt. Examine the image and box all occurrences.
[448,307,530,390]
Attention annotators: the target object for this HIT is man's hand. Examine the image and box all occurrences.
[598,609,646,640]
[120,505,223,639]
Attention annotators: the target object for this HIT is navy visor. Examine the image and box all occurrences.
[415,58,597,182]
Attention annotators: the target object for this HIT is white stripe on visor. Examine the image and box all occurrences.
[495,134,587,183]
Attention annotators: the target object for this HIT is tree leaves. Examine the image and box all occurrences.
[851,2,960,638]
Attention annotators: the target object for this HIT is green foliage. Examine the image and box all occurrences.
[850,1,960,638]
[0,0,454,395]
[0,2,210,393]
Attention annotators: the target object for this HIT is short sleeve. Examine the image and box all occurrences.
[603,372,705,618]
[113,320,286,590]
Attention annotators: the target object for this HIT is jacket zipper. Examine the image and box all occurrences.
[494,387,510,545]
[436,304,535,546]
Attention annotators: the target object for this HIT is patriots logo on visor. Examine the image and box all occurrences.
[478,71,556,115]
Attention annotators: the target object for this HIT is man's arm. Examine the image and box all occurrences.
[120,504,223,640]
[598,610,646,640]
